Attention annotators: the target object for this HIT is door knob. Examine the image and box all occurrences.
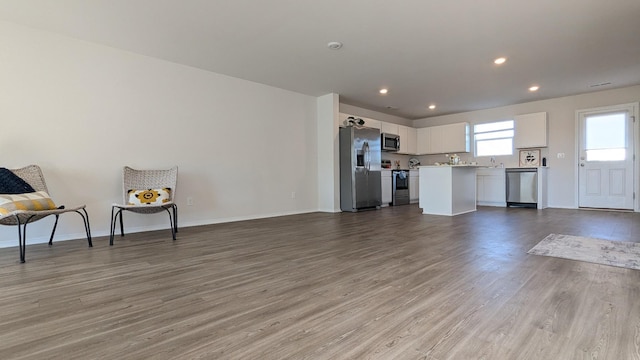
[580,163,585,167]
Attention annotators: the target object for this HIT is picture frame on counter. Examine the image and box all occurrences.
[519,149,541,167]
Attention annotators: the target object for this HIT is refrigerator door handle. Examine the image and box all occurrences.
[364,142,370,173]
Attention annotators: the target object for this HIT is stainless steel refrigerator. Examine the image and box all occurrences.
[340,126,382,212]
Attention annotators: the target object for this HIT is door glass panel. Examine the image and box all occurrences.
[585,112,626,161]
[585,149,625,161]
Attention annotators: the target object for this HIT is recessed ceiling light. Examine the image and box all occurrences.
[379,88,389,95]
[529,85,540,92]
[494,57,507,65]
[428,104,436,110]
[327,41,343,50]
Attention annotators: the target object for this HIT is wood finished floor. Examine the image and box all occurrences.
[1,205,640,360]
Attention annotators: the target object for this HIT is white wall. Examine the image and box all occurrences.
[0,21,320,248]
[316,93,341,212]
[413,85,640,208]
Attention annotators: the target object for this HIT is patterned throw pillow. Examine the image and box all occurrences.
[127,188,172,206]
[0,168,35,194]
[0,191,57,216]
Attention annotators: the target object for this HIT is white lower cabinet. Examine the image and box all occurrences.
[476,168,506,206]
[409,170,419,203]
[381,170,392,206]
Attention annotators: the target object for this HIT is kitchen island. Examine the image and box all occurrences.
[418,165,478,216]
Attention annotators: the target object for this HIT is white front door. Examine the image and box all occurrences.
[578,104,635,209]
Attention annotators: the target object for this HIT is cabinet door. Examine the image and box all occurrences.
[514,112,547,148]
[417,127,431,154]
[476,170,506,205]
[409,171,419,202]
[381,173,392,205]
[429,126,444,154]
[484,175,506,202]
[362,117,381,130]
[407,127,417,154]
[398,125,409,154]
[418,123,468,155]
[441,122,470,153]
[381,122,399,135]
[476,175,486,202]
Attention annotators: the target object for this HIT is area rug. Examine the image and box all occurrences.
[528,234,640,270]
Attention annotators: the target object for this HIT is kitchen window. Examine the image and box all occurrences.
[474,120,514,157]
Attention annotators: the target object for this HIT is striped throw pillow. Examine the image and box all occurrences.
[0,191,57,216]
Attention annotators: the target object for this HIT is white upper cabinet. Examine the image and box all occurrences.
[441,122,470,154]
[381,122,399,135]
[416,122,470,154]
[514,112,547,148]
[363,117,381,130]
[430,125,445,154]
[398,125,408,153]
[406,126,417,154]
[416,127,431,154]
[397,125,417,154]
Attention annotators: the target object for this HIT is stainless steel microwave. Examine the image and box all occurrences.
[381,133,400,152]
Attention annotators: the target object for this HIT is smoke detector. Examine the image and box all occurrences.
[327,41,343,50]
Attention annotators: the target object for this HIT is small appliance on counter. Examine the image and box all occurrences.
[409,158,420,169]
[381,159,392,169]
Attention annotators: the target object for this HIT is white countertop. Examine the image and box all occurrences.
[418,164,481,168]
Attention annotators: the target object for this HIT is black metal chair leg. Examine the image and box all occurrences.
[165,207,176,240]
[16,214,37,263]
[110,206,121,246]
[173,205,178,233]
[119,209,124,237]
[19,225,26,263]
[48,214,60,246]
[77,208,92,247]
[16,216,25,263]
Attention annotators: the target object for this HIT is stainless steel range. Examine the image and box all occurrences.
[392,170,410,206]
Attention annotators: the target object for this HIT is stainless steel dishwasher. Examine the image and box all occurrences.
[506,168,538,207]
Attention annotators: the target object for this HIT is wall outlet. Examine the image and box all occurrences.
[557,153,565,159]
[291,192,296,199]
[187,197,194,206]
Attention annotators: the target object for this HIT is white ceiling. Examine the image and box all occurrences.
[1,0,639,119]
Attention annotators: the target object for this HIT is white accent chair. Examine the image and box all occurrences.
[110,166,178,245]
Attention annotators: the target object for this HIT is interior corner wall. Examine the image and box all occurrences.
[316,93,340,212]
[412,85,640,208]
[0,21,320,248]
